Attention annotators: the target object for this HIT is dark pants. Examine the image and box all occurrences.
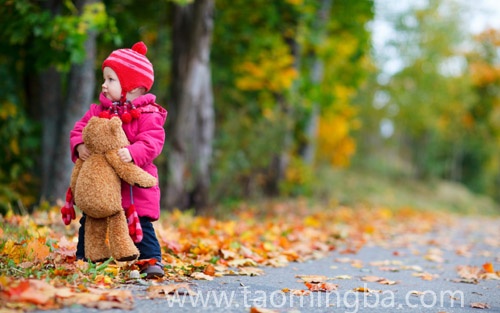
[76,214,162,262]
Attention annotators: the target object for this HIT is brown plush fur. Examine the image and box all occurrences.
[70,117,157,262]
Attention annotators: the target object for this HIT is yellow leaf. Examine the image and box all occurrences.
[104,266,119,277]
[3,240,25,264]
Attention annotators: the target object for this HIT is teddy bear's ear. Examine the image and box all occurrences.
[88,116,99,125]
[84,116,98,138]
[109,116,122,136]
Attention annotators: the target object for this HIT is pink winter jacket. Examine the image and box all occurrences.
[70,93,167,220]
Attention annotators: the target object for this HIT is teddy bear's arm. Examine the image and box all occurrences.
[70,159,83,194]
[105,149,157,188]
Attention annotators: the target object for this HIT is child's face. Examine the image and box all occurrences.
[102,67,122,101]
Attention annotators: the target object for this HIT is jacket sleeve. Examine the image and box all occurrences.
[70,104,99,163]
[127,112,166,168]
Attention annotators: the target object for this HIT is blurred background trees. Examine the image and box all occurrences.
[1,0,499,213]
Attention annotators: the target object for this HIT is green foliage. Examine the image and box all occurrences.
[0,62,39,214]
[1,0,118,71]
[0,0,119,212]
[211,108,289,200]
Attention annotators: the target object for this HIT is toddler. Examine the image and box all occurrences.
[69,42,167,278]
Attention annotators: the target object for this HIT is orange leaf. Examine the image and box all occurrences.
[482,262,494,273]
[305,282,338,292]
[203,264,215,276]
[305,282,321,291]
[6,279,55,305]
[26,239,50,261]
[321,282,338,291]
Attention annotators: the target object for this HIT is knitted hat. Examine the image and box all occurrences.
[102,42,154,92]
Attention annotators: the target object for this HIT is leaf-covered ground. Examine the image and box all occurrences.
[0,202,499,311]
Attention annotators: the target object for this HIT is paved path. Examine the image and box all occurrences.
[43,217,500,313]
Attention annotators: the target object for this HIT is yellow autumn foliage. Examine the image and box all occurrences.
[235,44,298,93]
[317,110,357,167]
[0,101,18,119]
[285,0,303,5]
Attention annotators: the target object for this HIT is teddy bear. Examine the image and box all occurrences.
[66,116,157,262]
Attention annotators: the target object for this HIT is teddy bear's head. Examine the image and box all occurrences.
[83,117,129,154]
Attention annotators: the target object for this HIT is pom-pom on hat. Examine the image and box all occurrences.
[102,42,154,92]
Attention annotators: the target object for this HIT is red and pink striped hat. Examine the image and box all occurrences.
[102,42,154,92]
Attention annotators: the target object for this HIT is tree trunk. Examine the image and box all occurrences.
[264,93,291,196]
[45,0,98,202]
[40,67,63,200]
[165,0,215,211]
[39,0,63,201]
[300,0,332,165]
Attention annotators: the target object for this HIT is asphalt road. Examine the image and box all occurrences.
[42,217,500,313]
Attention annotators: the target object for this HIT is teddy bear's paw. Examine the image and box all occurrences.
[116,254,139,262]
[135,183,154,189]
[134,176,157,189]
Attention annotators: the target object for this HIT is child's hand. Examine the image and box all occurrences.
[77,144,91,161]
[118,148,132,162]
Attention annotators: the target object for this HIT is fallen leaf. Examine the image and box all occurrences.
[83,289,134,310]
[191,272,214,280]
[26,239,50,262]
[335,275,351,279]
[228,258,258,267]
[425,248,444,263]
[412,272,439,281]
[451,278,479,284]
[361,276,384,282]
[250,307,279,313]
[220,249,237,260]
[378,278,399,285]
[483,262,494,274]
[401,265,423,272]
[305,282,338,292]
[378,266,400,272]
[353,287,382,293]
[471,302,490,309]
[295,275,330,283]
[237,267,264,276]
[292,289,311,296]
[320,282,338,291]
[335,257,353,263]
[147,283,197,298]
[4,279,56,305]
[369,260,403,266]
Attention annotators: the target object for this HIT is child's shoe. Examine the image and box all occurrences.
[140,262,165,279]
